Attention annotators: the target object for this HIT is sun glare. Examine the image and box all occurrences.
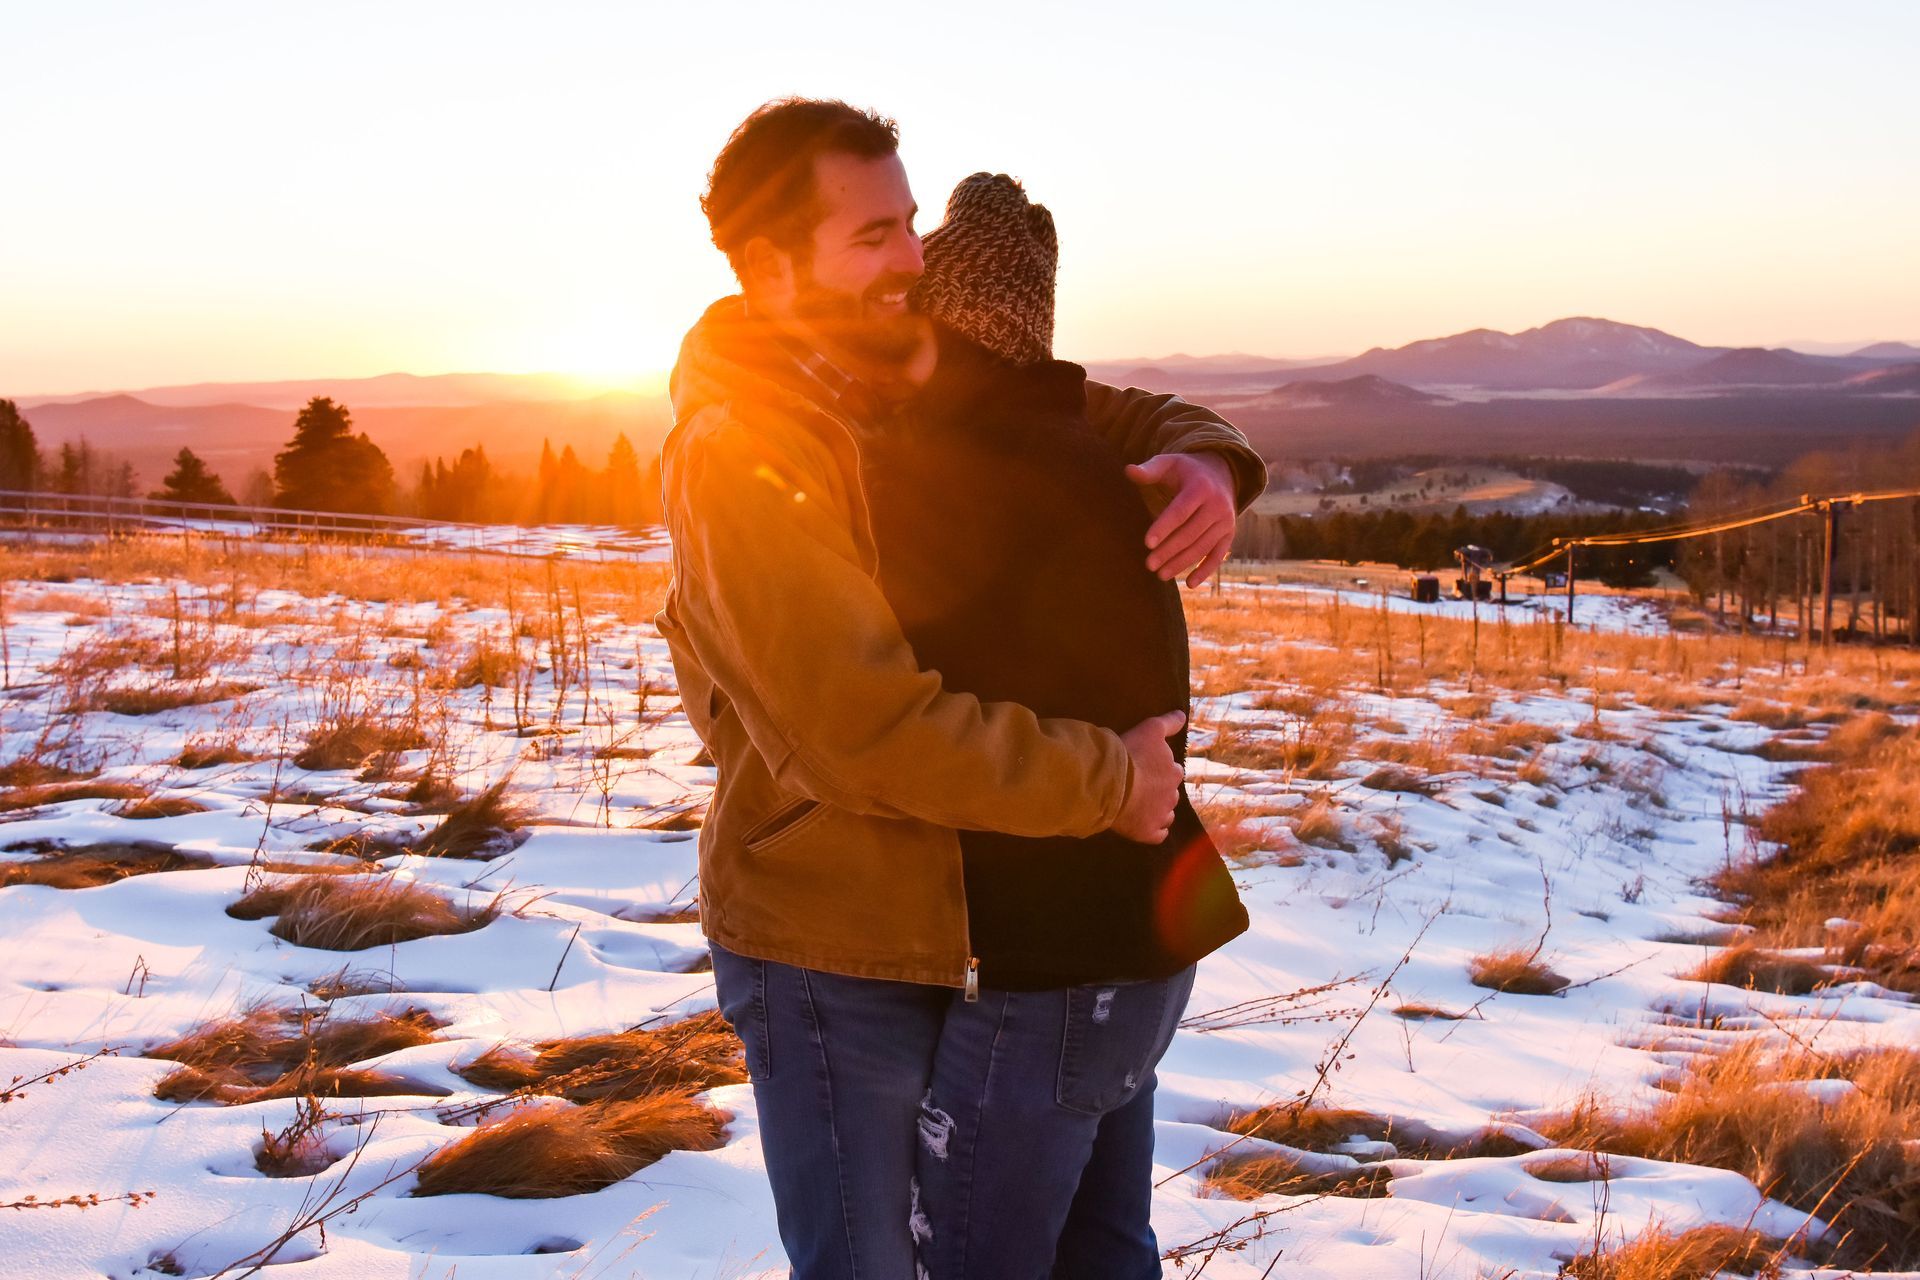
[505,303,680,395]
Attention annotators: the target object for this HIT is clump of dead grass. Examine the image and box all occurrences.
[1542,1043,1920,1268]
[454,1009,745,1103]
[0,779,147,814]
[1289,792,1351,851]
[1203,1151,1395,1200]
[294,714,428,772]
[1718,721,1920,993]
[1223,1103,1531,1160]
[1688,944,1832,996]
[175,737,253,769]
[1468,946,1570,995]
[1204,711,1356,780]
[114,795,211,819]
[88,681,255,717]
[227,873,499,951]
[149,1004,445,1104]
[411,1091,728,1198]
[414,776,533,859]
[0,841,216,889]
[1203,1102,1530,1201]
[1560,1225,1790,1279]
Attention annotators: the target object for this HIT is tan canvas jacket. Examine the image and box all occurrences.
[655,297,1267,988]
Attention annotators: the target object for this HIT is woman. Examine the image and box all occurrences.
[861,172,1249,1279]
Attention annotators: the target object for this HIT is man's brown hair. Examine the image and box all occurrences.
[702,98,900,273]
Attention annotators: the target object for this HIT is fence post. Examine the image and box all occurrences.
[1821,501,1840,649]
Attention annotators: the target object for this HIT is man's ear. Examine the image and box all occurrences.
[741,236,795,301]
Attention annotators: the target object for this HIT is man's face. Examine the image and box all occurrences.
[782,151,926,367]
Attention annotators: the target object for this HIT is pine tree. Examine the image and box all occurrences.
[535,440,560,523]
[272,397,395,514]
[606,434,644,526]
[0,400,41,491]
[55,439,95,495]
[151,447,236,505]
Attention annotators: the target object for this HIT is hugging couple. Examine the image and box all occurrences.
[656,98,1268,1279]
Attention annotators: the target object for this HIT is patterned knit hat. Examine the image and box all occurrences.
[912,172,1058,365]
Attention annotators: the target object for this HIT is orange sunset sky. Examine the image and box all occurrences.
[4,0,1917,396]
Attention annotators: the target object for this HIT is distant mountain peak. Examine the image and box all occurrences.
[1852,341,1920,361]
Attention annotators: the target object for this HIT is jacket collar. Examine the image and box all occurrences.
[671,296,878,434]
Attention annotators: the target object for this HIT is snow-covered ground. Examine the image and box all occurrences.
[1,566,1914,1278]
[1231,578,1672,635]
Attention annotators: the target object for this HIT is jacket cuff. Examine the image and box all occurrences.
[1183,440,1269,514]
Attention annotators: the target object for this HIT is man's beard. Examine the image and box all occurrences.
[791,267,925,368]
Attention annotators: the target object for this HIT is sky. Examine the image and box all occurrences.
[4,0,1917,396]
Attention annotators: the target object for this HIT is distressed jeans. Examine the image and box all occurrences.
[709,940,949,1280]
[911,965,1198,1280]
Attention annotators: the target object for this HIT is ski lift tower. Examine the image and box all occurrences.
[1454,544,1495,668]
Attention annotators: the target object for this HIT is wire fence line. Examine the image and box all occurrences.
[1497,485,1920,640]
[0,489,669,564]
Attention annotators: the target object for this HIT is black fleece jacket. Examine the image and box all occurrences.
[863,326,1248,989]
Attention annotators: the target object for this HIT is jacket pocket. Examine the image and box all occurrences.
[740,794,827,851]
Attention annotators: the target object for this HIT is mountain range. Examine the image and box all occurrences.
[8,318,1917,484]
[1089,318,1918,396]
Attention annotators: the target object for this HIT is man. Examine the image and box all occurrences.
[655,98,1267,1278]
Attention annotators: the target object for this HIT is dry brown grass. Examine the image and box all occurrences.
[1203,1151,1395,1200]
[0,841,216,889]
[1542,1043,1920,1267]
[1356,733,1456,775]
[227,874,499,951]
[1468,946,1570,995]
[1560,1225,1789,1279]
[3,541,671,625]
[1718,721,1920,993]
[1289,792,1351,851]
[1455,719,1564,761]
[114,795,211,819]
[411,1091,729,1198]
[1223,1103,1530,1160]
[1203,714,1356,780]
[0,779,147,814]
[0,757,88,788]
[150,1005,444,1104]
[454,1009,745,1103]
[445,638,519,689]
[1190,795,1275,866]
[1188,580,1920,717]
[294,714,428,772]
[86,681,255,716]
[1687,944,1831,996]
[1203,1101,1531,1201]
[1391,1002,1467,1021]
[414,776,533,859]
[175,737,254,769]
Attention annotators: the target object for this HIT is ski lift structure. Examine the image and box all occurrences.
[1453,545,1497,601]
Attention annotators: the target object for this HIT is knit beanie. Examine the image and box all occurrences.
[912,172,1058,365]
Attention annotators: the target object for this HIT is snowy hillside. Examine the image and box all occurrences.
[2,546,1916,1278]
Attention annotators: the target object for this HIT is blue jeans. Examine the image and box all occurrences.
[912,966,1196,1280]
[710,942,1194,1280]
[710,942,948,1279]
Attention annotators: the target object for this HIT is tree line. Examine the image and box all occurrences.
[1232,504,1677,587]
[1670,434,1920,640]
[0,396,662,528]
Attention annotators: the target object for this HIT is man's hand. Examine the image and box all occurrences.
[1111,710,1186,843]
[1125,452,1237,588]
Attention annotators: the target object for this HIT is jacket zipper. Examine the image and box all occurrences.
[821,403,978,997]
